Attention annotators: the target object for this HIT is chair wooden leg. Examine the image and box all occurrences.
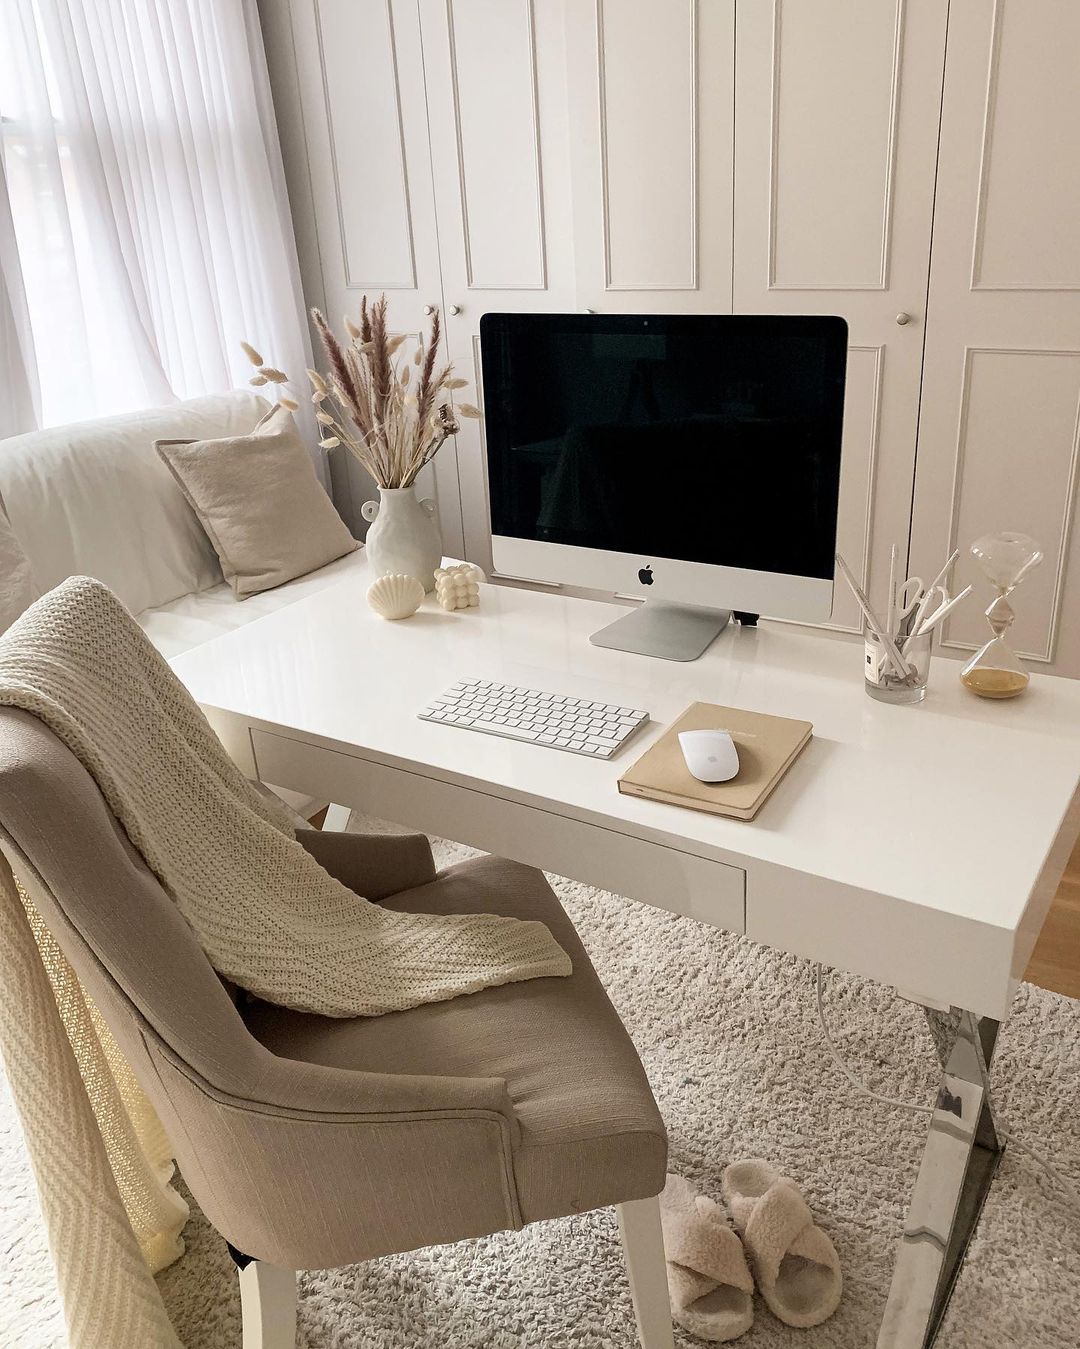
[617,1196,675,1349]
[238,1260,297,1349]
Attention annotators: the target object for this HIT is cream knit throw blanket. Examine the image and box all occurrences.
[0,576,571,1017]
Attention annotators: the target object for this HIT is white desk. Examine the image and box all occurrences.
[172,561,1080,1348]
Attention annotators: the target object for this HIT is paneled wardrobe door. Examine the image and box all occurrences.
[419,0,578,573]
[909,0,1080,678]
[565,0,736,315]
[262,0,464,551]
[734,0,948,635]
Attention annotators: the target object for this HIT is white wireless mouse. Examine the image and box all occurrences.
[678,729,740,783]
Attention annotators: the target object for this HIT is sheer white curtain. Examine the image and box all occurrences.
[0,0,311,438]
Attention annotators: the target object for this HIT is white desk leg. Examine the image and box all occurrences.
[617,1196,675,1349]
[238,1260,297,1349]
[878,1010,1002,1349]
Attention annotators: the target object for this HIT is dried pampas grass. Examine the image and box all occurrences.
[242,294,474,490]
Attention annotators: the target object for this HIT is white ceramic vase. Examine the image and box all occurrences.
[361,487,442,592]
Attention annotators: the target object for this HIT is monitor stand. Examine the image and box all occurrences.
[589,600,732,662]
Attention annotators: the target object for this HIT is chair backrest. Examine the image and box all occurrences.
[0,390,269,615]
[0,707,522,1267]
[0,707,265,1095]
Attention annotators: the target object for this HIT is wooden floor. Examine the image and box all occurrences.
[1025,835,1080,999]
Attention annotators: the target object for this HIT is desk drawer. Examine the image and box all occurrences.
[253,730,745,935]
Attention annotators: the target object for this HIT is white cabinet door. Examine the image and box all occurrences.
[734,0,948,634]
[566,0,735,316]
[419,0,578,571]
[910,0,1080,677]
[262,0,464,552]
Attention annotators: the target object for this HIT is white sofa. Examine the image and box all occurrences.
[0,391,365,817]
[0,390,365,660]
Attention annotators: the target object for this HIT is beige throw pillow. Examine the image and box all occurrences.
[156,405,357,598]
[0,500,37,633]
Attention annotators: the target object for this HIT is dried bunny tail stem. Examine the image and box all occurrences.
[306,368,328,396]
[240,340,263,366]
[402,430,450,489]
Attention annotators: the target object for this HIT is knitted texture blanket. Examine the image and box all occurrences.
[0,576,571,1016]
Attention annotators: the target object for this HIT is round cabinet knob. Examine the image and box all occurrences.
[448,304,462,316]
[423,304,434,315]
[895,311,913,326]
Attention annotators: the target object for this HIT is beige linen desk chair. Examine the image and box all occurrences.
[0,707,672,1348]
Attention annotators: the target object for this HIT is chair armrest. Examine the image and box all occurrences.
[296,826,437,900]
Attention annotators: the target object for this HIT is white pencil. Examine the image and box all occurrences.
[835,552,912,682]
[914,584,974,638]
[926,547,960,596]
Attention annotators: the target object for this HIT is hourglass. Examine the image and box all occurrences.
[960,532,1043,699]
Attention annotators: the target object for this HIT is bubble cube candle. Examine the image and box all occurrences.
[434,563,482,612]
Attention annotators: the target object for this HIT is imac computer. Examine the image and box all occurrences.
[479,312,848,660]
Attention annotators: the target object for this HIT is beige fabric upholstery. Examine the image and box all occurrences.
[0,390,270,614]
[155,405,356,598]
[295,826,437,899]
[245,854,667,1224]
[0,707,666,1270]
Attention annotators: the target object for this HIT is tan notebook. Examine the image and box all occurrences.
[618,702,813,821]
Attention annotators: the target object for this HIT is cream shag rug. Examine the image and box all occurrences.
[3,830,1079,1349]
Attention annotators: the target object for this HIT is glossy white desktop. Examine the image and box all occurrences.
[171,558,1080,1349]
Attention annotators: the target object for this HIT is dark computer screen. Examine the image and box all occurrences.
[480,313,847,580]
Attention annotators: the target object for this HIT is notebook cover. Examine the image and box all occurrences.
[617,702,813,821]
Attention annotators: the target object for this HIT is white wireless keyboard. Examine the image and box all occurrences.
[418,679,649,758]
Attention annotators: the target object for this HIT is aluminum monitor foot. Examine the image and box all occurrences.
[589,600,732,661]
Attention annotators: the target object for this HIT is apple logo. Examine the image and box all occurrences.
[638,565,654,586]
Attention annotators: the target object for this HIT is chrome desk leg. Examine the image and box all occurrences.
[877,1010,1002,1349]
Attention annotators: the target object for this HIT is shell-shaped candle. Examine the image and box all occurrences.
[367,572,424,620]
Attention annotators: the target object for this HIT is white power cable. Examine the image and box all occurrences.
[814,963,1080,1212]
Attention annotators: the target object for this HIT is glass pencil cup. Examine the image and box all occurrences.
[863,624,932,705]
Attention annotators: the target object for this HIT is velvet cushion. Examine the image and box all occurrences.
[156,404,356,598]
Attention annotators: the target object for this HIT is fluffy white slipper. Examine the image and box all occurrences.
[721,1160,842,1329]
[659,1173,755,1343]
